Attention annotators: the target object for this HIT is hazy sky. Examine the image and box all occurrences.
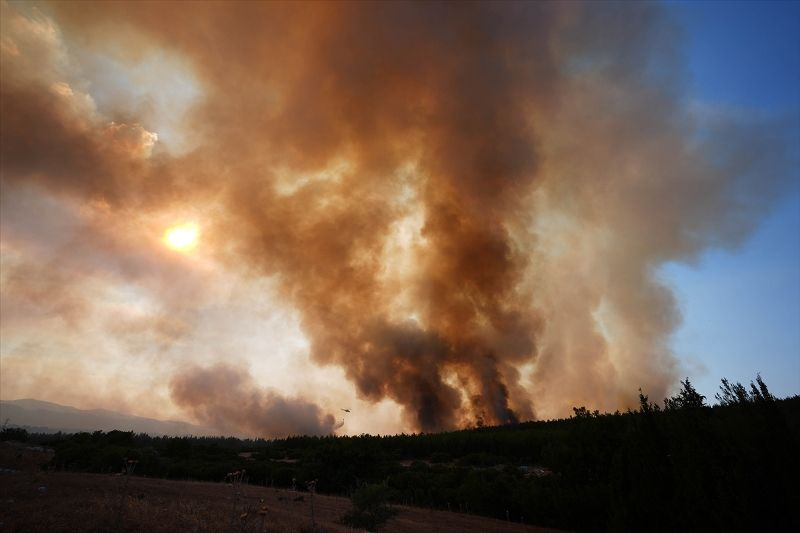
[1,1,798,437]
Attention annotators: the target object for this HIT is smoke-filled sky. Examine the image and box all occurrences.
[1,1,798,438]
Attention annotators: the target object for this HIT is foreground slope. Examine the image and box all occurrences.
[0,471,556,532]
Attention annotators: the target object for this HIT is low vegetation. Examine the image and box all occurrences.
[340,483,397,532]
[2,375,798,531]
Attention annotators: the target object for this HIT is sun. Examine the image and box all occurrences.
[163,223,199,251]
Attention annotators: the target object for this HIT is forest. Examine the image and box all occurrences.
[4,376,798,532]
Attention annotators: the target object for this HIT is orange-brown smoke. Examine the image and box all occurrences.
[1,1,792,434]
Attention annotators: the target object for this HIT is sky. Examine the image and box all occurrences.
[1,1,798,438]
[662,0,800,403]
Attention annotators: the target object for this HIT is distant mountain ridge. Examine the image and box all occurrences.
[0,398,216,436]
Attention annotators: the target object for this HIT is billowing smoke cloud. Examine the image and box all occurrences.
[1,1,793,434]
[170,364,337,437]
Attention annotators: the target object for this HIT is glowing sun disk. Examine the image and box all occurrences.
[164,223,199,251]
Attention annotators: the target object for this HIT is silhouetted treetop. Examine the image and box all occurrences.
[664,378,706,410]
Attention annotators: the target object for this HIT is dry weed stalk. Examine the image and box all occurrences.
[306,479,317,531]
[257,498,269,532]
[225,469,249,532]
[115,458,138,528]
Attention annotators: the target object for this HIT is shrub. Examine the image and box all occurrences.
[0,426,29,442]
[340,483,397,532]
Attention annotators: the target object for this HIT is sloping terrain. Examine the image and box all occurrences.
[0,471,557,532]
[0,399,213,436]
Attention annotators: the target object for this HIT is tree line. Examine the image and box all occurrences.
[3,375,798,531]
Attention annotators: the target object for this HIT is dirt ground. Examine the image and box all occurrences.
[0,470,558,532]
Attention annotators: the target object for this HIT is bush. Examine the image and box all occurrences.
[340,483,397,532]
[0,426,29,442]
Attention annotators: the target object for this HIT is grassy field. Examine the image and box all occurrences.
[0,469,557,532]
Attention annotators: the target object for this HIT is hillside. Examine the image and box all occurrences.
[0,399,214,437]
[0,470,557,532]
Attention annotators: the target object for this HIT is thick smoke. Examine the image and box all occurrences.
[170,364,337,437]
[2,1,793,433]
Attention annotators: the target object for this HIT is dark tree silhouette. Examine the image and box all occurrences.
[664,378,706,410]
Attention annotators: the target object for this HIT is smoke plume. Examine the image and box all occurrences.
[1,1,793,434]
[170,364,337,437]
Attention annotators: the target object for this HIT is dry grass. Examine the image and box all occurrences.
[1,466,559,532]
